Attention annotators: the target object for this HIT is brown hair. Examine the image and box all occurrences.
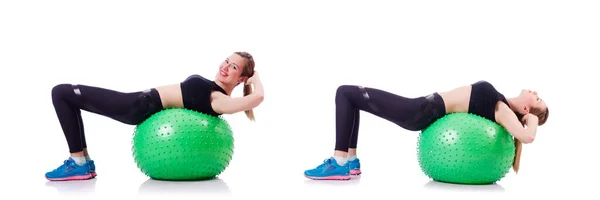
[512,106,549,173]
[531,107,549,126]
[235,51,256,121]
[514,106,549,126]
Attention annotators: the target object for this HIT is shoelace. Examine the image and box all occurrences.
[316,158,333,169]
[52,159,74,172]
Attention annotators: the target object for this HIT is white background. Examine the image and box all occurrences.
[1,0,599,199]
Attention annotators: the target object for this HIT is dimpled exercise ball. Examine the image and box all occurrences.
[417,113,515,185]
[132,108,234,180]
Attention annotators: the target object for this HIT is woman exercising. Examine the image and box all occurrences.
[45,52,264,181]
[304,81,549,180]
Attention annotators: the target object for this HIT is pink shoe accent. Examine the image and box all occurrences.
[350,169,361,175]
[46,174,93,181]
[305,175,351,180]
[91,172,97,177]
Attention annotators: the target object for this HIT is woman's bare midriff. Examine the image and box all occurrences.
[155,83,184,109]
[437,85,472,114]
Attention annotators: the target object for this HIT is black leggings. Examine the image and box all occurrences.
[51,84,164,153]
[334,85,446,152]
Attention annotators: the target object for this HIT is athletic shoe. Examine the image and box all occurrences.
[88,160,96,177]
[45,158,93,181]
[348,158,361,175]
[304,157,351,180]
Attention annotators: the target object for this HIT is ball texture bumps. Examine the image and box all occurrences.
[417,113,515,185]
[132,108,235,180]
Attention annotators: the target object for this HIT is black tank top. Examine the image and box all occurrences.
[468,80,509,123]
[180,74,227,116]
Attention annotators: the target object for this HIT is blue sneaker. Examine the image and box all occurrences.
[304,157,351,180]
[88,160,96,177]
[348,158,361,175]
[45,158,93,181]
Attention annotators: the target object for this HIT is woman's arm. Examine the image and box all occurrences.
[211,74,264,115]
[495,103,539,144]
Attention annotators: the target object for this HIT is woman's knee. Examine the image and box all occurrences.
[337,85,370,101]
[335,85,357,102]
[336,85,359,96]
[51,84,75,100]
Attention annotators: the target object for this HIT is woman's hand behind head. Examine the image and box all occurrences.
[245,70,260,86]
[521,113,539,126]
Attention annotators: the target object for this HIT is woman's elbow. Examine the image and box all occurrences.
[249,93,264,108]
[520,136,535,144]
[255,94,264,105]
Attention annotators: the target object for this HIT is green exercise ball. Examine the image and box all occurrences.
[417,113,515,185]
[132,108,235,181]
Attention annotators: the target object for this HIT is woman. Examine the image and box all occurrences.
[45,52,264,181]
[304,80,549,180]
